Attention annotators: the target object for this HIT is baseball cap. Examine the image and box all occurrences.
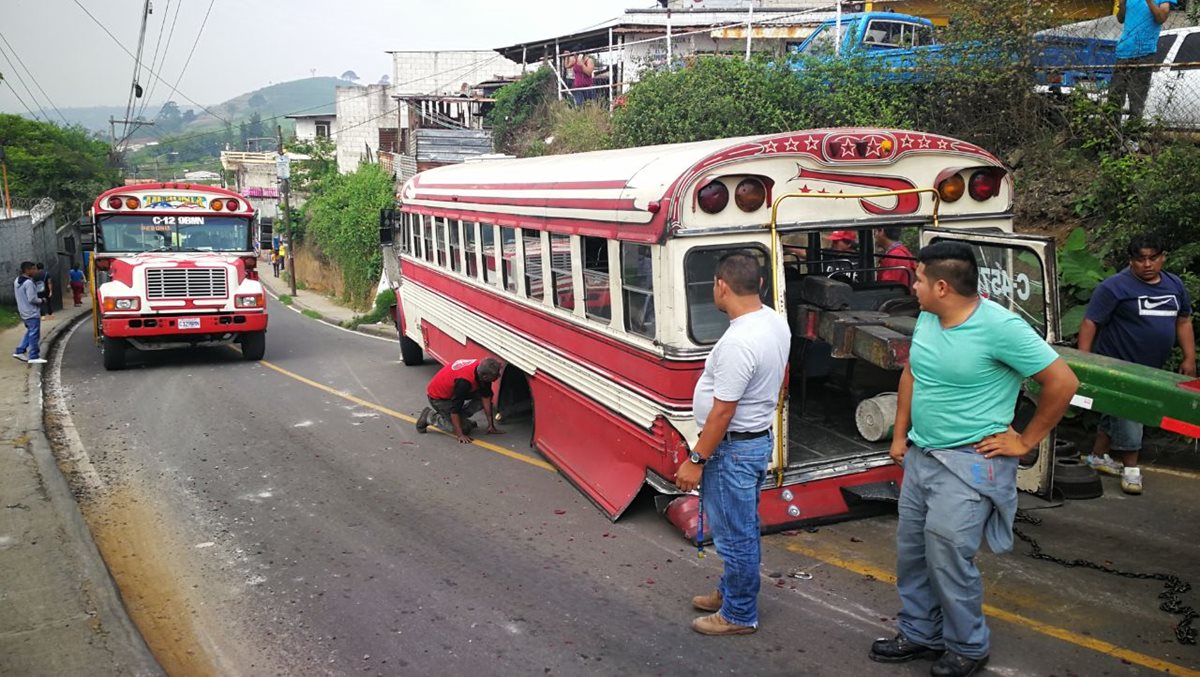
[829,230,857,242]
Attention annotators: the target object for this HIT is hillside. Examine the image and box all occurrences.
[178,76,351,134]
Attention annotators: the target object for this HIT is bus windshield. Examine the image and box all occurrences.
[97,215,252,253]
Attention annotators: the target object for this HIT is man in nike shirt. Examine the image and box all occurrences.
[1080,234,1195,494]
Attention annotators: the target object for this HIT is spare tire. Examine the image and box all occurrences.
[1053,457,1103,500]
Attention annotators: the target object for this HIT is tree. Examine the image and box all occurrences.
[155,100,183,134]
[378,74,391,86]
[340,70,360,82]
[0,114,120,208]
[248,93,267,108]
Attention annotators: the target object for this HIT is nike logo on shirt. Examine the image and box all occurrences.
[1139,295,1180,316]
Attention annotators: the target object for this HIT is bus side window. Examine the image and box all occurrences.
[500,227,518,293]
[482,224,497,285]
[621,243,655,339]
[421,215,433,263]
[684,246,770,344]
[550,233,575,311]
[448,219,462,273]
[435,218,448,268]
[582,235,611,323]
[463,221,479,278]
[523,229,544,301]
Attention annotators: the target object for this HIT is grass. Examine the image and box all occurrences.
[301,309,322,320]
[0,305,19,329]
[278,294,293,306]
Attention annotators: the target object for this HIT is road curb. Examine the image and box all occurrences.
[32,313,165,676]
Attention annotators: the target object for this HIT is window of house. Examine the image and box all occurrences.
[500,226,518,293]
[435,218,448,267]
[582,236,611,323]
[685,246,770,344]
[622,243,655,339]
[315,121,330,139]
[550,233,574,311]
[482,224,497,285]
[463,221,479,278]
[421,216,433,263]
[448,220,462,273]
[523,230,544,301]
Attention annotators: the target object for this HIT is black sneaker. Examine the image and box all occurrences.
[415,407,431,433]
[931,651,988,677]
[868,633,944,663]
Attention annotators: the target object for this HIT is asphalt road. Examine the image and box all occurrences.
[53,297,1200,676]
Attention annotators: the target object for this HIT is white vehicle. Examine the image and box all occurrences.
[1144,26,1200,129]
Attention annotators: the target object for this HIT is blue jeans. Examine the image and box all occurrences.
[15,317,41,359]
[1099,415,1143,452]
[701,435,771,627]
[896,445,993,659]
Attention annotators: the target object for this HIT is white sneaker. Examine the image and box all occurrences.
[1121,468,1143,495]
[26,358,47,365]
[1084,454,1122,477]
[12,353,26,361]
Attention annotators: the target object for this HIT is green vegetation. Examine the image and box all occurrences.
[302,162,394,309]
[346,288,396,329]
[487,67,557,155]
[0,306,19,330]
[278,294,293,306]
[0,114,120,208]
[301,309,323,320]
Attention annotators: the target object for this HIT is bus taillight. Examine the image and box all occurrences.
[735,178,766,212]
[937,174,965,203]
[124,197,141,209]
[107,197,122,209]
[968,170,1002,201]
[225,199,239,211]
[697,181,729,214]
[211,199,224,211]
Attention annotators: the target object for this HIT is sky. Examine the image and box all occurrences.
[0,0,647,119]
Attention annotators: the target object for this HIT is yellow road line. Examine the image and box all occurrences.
[784,543,1200,677]
[258,359,557,473]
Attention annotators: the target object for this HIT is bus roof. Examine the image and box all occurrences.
[400,128,1004,244]
[93,182,255,216]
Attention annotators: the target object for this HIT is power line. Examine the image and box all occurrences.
[70,0,230,131]
[0,30,69,125]
[2,78,43,121]
[122,0,153,136]
[0,41,48,122]
[168,0,215,110]
[137,0,176,121]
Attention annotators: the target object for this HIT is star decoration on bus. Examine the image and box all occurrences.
[918,136,932,149]
[866,139,884,157]
[765,141,779,153]
[839,139,857,158]
[783,138,800,152]
[804,136,820,151]
[937,139,950,149]
[900,135,915,148]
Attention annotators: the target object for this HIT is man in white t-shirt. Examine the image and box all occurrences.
[676,251,791,635]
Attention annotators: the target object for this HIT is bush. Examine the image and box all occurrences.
[487,67,556,155]
[347,287,396,328]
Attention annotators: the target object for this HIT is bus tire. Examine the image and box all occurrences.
[241,331,266,361]
[400,335,424,366]
[102,336,126,371]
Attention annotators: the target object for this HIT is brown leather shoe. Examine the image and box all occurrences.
[691,590,722,612]
[691,612,756,636]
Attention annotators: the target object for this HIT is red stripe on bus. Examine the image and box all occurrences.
[1161,417,1200,439]
[402,206,666,243]
[414,193,639,211]
[403,261,703,405]
[412,179,629,191]
[1179,379,1200,393]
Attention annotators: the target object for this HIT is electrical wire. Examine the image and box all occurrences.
[122,0,153,136]
[167,0,215,111]
[0,30,69,125]
[0,41,48,122]
[136,0,177,121]
[2,78,43,121]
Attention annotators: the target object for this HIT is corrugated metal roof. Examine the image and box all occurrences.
[415,128,493,164]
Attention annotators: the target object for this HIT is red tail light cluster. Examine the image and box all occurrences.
[937,169,1004,204]
[697,176,770,215]
[735,178,767,212]
[211,199,224,211]
[107,196,122,209]
[225,199,239,211]
[697,181,729,214]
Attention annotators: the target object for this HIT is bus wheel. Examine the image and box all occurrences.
[241,331,266,361]
[102,336,126,371]
[400,336,424,366]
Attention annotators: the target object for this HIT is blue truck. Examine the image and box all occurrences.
[789,12,1116,91]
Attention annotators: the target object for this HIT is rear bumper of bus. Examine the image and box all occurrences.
[101,311,268,338]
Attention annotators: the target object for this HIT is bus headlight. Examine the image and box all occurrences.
[103,297,140,311]
[235,294,264,308]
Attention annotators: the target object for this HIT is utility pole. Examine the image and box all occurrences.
[0,146,11,218]
[277,125,296,296]
[109,117,155,163]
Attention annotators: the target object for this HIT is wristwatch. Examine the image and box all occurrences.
[688,451,706,465]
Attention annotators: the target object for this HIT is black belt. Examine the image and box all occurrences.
[724,429,770,441]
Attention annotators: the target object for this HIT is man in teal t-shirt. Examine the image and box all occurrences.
[868,241,1078,677]
[1111,0,1175,119]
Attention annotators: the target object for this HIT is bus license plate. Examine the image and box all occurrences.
[178,318,201,330]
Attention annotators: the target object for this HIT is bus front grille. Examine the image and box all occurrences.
[145,268,228,299]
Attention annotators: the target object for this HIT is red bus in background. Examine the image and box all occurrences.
[90,183,267,370]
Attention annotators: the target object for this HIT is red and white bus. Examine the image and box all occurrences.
[382,128,1067,535]
[90,183,267,370]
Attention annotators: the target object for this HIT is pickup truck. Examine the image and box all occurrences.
[789,12,1117,91]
